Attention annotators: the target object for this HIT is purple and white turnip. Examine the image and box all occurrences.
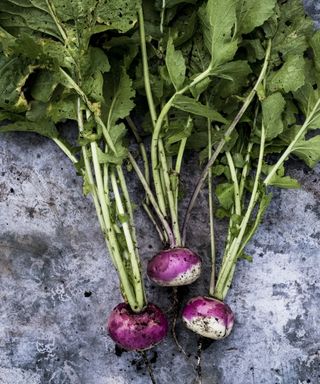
[182,296,234,340]
[147,247,202,287]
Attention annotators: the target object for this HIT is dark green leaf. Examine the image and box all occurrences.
[0,120,58,138]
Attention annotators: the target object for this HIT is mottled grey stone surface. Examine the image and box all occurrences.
[0,129,319,384]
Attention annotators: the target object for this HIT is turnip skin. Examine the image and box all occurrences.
[182,296,234,340]
[147,247,202,286]
[107,302,169,351]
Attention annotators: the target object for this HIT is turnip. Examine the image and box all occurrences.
[180,0,320,344]
[0,1,169,355]
[124,8,208,291]
[147,248,202,287]
[107,302,169,351]
[182,296,234,340]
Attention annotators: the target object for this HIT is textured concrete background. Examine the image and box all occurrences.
[1,3,320,383]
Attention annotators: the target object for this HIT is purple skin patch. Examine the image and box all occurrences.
[147,247,202,284]
[182,296,234,330]
[107,303,169,351]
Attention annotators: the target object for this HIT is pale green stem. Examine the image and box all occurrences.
[160,0,166,34]
[52,138,78,164]
[126,117,150,196]
[128,152,176,247]
[239,142,254,200]
[152,67,212,223]
[207,119,216,297]
[158,139,181,245]
[181,39,272,245]
[264,96,320,185]
[91,142,138,310]
[143,202,167,244]
[174,137,187,212]
[138,6,169,218]
[77,99,105,237]
[226,151,241,216]
[59,68,117,154]
[110,169,145,310]
[116,166,139,249]
[214,123,266,300]
[45,0,68,42]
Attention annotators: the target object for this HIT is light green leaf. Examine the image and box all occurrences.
[104,67,135,130]
[198,0,238,68]
[172,95,227,123]
[294,85,320,129]
[268,55,305,94]
[292,136,320,168]
[95,0,140,33]
[165,37,186,91]
[267,175,300,188]
[215,182,234,210]
[236,0,276,35]
[96,145,127,165]
[47,97,78,123]
[262,92,286,140]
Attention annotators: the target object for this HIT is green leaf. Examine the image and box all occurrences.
[47,97,78,123]
[0,53,33,112]
[310,30,320,75]
[95,0,140,33]
[215,182,234,210]
[214,60,252,98]
[96,145,127,165]
[239,253,253,262]
[104,67,135,129]
[198,0,238,68]
[262,92,286,140]
[165,0,196,7]
[292,136,320,168]
[293,83,320,130]
[172,95,227,123]
[0,120,58,138]
[268,55,305,94]
[165,37,186,91]
[236,0,276,35]
[31,70,59,102]
[267,175,300,188]
[270,0,314,62]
